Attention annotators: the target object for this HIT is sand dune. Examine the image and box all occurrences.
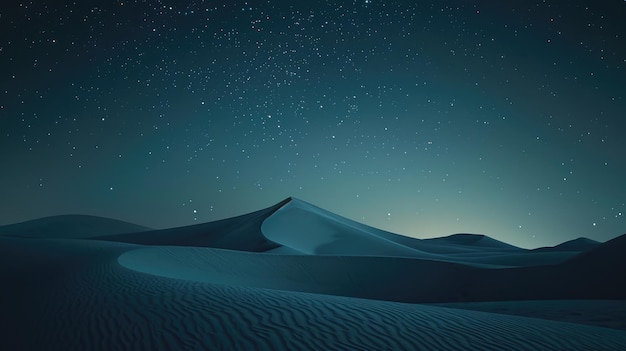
[261,198,579,267]
[261,198,438,258]
[422,233,522,250]
[534,237,600,252]
[91,197,595,267]
[261,199,521,257]
[2,197,626,349]
[0,214,151,239]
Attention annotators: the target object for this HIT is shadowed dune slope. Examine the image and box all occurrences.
[95,198,291,251]
[2,236,626,351]
[0,215,152,239]
[450,232,626,302]
[558,232,626,297]
[568,232,626,266]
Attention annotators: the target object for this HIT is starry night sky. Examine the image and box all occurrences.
[1,0,625,248]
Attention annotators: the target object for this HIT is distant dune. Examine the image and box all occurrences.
[534,237,601,252]
[0,214,152,239]
[2,197,625,350]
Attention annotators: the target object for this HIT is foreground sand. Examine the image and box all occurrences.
[1,237,625,350]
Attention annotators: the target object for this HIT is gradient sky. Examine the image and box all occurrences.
[1,0,625,248]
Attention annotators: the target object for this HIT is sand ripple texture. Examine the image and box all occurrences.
[1,237,626,351]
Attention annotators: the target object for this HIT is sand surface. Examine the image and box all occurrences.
[1,197,625,350]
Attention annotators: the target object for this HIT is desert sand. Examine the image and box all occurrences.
[1,197,625,350]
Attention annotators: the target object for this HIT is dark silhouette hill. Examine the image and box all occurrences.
[0,215,151,239]
[534,237,600,252]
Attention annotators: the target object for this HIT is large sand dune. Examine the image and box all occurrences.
[2,197,625,350]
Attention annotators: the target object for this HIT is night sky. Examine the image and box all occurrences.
[1,0,625,248]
